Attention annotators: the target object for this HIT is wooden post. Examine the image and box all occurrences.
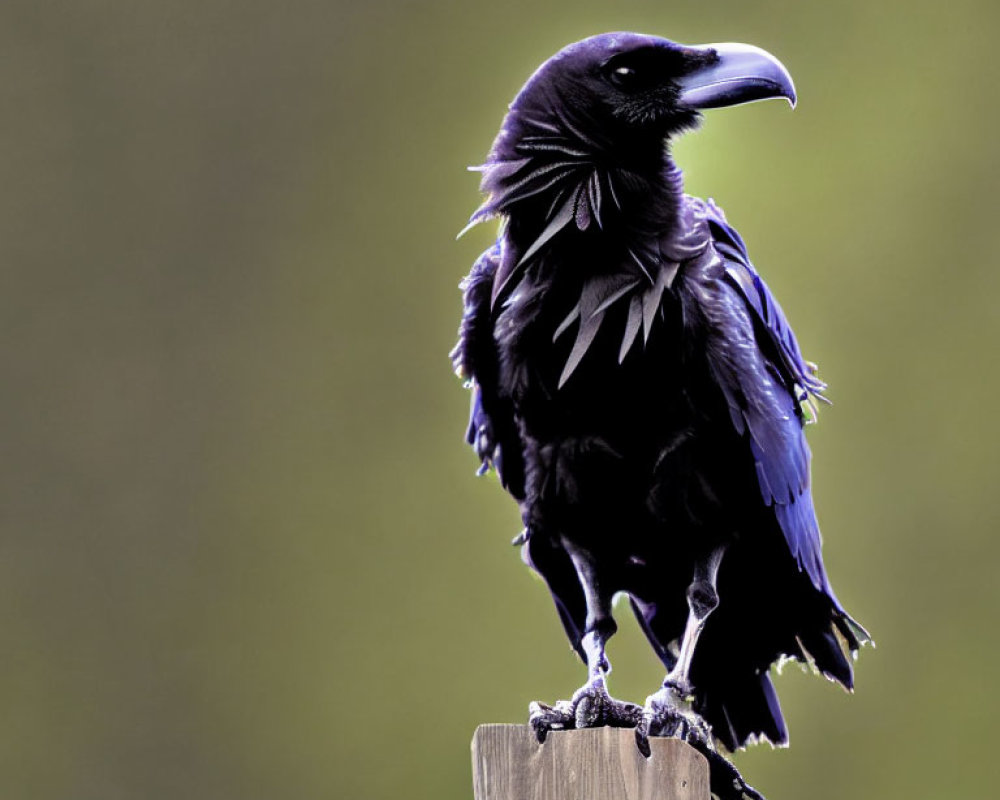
[472,724,710,800]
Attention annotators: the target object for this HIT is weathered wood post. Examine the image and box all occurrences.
[472,725,710,800]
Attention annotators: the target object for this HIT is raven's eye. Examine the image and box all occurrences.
[610,65,639,88]
[604,56,661,91]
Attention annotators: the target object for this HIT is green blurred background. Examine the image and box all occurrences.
[2,1,997,798]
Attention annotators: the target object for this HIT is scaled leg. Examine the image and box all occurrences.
[529,540,642,741]
[637,544,727,747]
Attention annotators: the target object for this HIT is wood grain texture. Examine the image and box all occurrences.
[471,724,709,800]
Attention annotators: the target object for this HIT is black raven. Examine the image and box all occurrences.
[452,32,867,796]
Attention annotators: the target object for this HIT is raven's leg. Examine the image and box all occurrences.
[529,542,642,742]
[664,542,726,696]
[637,543,727,749]
[637,544,768,799]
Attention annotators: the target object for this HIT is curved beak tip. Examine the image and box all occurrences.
[678,42,797,112]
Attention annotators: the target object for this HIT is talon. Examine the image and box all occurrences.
[533,723,548,743]
[635,725,651,758]
[528,701,555,742]
[529,698,576,743]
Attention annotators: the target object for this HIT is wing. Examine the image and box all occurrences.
[451,243,526,500]
[705,200,826,407]
[696,200,837,603]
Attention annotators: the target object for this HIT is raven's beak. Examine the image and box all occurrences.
[677,43,796,110]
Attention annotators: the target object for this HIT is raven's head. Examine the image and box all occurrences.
[504,32,795,147]
[469,33,796,291]
[474,34,795,220]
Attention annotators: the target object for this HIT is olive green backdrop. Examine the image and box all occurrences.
[2,1,997,798]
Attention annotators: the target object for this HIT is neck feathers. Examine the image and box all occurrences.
[471,103,683,239]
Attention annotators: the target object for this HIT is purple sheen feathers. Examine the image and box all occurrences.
[559,309,606,388]
[704,199,826,402]
[619,295,644,363]
[701,199,842,601]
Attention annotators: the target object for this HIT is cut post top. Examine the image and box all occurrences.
[472,724,709,800]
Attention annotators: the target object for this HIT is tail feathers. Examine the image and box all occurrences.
[835,613,873,652]
[798,628,855,689]
[702,671,789,752]
[800,608,872,690]
[701,608,869,750]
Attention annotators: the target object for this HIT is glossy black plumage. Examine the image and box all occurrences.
[452,32,866,763]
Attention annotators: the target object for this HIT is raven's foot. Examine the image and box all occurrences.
[634,683,712,756]
[529,680,642,743]
[635,685,766,800]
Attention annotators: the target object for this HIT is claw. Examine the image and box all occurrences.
[529,699,574,743]
[634,725,651,758]
[528,701,552,742]
[529,704,549,742]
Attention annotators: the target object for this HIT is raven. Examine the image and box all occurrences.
[452,32,867,796]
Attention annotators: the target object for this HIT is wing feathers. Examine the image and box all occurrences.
[695,198,845,604]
